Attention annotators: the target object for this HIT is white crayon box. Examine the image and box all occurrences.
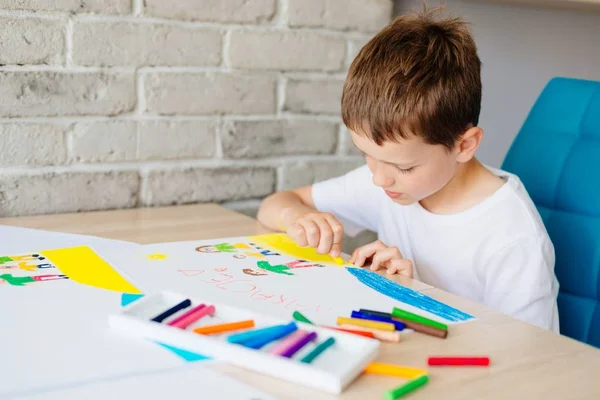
[109,291,380,394]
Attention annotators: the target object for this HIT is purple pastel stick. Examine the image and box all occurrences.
[280,331,318,358]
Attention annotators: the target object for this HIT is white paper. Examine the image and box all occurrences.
[16,364,277,400]
[116,236,474,326]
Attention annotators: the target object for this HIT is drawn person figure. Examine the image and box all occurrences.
[195,243,253,254]
[242,268,269,277]
[0,273,68,287]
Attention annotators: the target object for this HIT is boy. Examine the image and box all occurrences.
[257,10,559,332]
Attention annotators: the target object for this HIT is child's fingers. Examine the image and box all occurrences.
[324,215,344,257]
[287,224,308,247]
[354,241,386,267]
[349,248,359,264]
[370,246,402,272]
[314,218,334,254]
[386,259,413,277]
[299,219,321,248]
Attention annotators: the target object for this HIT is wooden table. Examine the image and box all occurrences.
[3,204,600,400]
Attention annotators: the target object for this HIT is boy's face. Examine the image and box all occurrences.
[351,131,460,205]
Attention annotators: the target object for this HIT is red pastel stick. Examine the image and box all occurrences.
[324,326,375,338]
[428,357,490,366]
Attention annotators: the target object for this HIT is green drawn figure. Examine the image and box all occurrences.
[256,261,294,276]
[0,273,68,287]
[0,256,13,265]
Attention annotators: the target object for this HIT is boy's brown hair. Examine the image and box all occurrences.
[341,9,481,149]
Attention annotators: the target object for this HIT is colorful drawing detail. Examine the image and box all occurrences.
[346,267,473,322]
[0,273,68,287]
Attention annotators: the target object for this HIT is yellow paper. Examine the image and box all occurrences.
[42,246,141,294]
[249,233,351,266]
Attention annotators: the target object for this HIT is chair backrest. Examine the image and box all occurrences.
[502,77,600,347]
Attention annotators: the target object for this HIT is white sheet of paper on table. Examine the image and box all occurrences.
[15,364,277,400]
[0,227,270,400]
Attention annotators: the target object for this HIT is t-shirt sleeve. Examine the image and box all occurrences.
[311,164,383,236]
[482,235,559,332]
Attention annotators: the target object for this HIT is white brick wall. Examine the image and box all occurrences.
[0,0,392,217]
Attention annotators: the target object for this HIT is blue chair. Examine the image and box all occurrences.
[502,77,600,347]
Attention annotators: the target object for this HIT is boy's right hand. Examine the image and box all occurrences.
[283,210,344,258]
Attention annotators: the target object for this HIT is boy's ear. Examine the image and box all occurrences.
[456,126,483,163]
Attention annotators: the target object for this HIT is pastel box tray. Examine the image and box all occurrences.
[109,291,380,394]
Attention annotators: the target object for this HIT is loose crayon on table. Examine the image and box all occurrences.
[167,303,206,329]
[364,362,427,379]
[193,319,255,335]
[351,310,405,331]
[358,309,393,319]
[392,307,448,331]
[338,324,401,342]
[241,323,298,349]
[293,311,313,324]
[227,322,297,344]
[359,309,447,338]
[392,316,448,339]
[337,316,396,331]
[300,337,336,364]
[151,299,191,323]
[428,356,490,366]
[323,326,375,338]
[384,375,429,400]
[280,331,318,358]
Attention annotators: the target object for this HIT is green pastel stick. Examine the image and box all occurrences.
[385,375,429,400]
[391,307,448,331]
[293,311,313,324]
[300,337,335,364]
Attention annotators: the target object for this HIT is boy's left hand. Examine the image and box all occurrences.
[349,240,413,277]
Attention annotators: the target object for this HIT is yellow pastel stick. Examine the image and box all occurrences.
[249,234,351,266]
[338,324,401,342]
[337,317,395,332]
[364,362,427,379]
[332,256,345,265]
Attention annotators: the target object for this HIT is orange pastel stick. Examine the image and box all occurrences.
[193,320,255,335]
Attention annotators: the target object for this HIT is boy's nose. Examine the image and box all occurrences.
[372,165,394,188]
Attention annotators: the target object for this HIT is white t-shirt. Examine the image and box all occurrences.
[312,165,560,333]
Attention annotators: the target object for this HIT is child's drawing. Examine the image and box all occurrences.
[121,234,475,325]
[0,273,68,287]
[195,242,280,260]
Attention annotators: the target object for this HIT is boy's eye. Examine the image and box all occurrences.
[395,166,415,174]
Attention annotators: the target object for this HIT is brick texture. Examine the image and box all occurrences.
[284,78,344,114]
[142,166,275,206]
[222,120,338,158]
[2,0,131,13]
[0,72,135,117]
[280,159,364,190]
[288,0,393,32]
[0,123,67,166]
[138,120,216,161]
[71,121,137,163]
[0,0,392,216]
[73,22,221,67]
[145,72,276,115]
[0,17,64,65]
[0,171,139,217]
[228,31,346,71]
[144,0,276,23]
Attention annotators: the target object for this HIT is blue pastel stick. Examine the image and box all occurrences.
[227,322,297,344]
[241,323,298,349]
[351,310,406,331]
[151,299,192,323]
